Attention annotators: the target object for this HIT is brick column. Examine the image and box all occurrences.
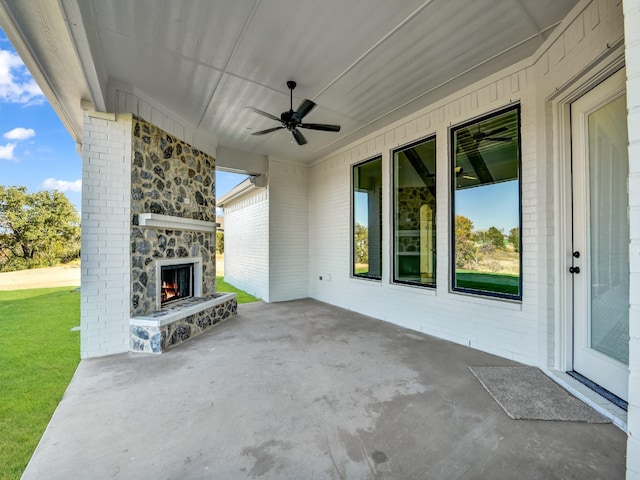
[80,111,132,358]
[625,0,640,477]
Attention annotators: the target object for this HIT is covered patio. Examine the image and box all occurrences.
[1,0,639,476]
[23,300,625,479]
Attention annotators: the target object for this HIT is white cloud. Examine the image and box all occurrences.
[0,142,16,160]
[0,48,44,104]
[3,127,35,140]
[42,178,82,192]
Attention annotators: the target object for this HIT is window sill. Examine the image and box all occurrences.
[449,289,523,310]
[388,282,437,296]
[350,275,382,285]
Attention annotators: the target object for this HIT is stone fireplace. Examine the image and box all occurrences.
[158,258,200,309]
[128,116,236,353]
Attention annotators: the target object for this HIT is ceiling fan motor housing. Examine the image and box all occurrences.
[281,110,296,128]
[246,80,341,145]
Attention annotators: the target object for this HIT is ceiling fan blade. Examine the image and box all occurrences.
[291,128,307,145]
[293,99,316,122]
[299,123,341,132]
[472,126,508,140]
[245,106,282,123]
[251,126,285,136]
[485,126,508,137]
[483,136,512,142]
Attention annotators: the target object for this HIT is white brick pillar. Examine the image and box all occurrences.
[80,111,132,359]
[625,0,640,477]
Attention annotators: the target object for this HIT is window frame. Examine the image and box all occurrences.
[391,135,437,288]
[449,104,523,301]
[351,155,383,281]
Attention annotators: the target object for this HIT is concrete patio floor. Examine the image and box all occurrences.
[23,299,626,479]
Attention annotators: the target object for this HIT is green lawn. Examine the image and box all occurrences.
[0,279,257,480]
[455,270,520,295]
[216,277,260,303]
[0,287,81,480]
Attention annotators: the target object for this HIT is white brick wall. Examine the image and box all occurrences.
[224,189,270,301]
[624,0,640,477]
[309,69,540,364]
[268,159,309,302]
[80,112,132,359]
[308,0,626,370]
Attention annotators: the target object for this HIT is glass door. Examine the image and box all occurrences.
[570,69,629,401]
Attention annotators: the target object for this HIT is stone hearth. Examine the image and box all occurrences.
[130,293,237,353]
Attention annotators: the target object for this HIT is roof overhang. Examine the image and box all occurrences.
[0,0,581,165]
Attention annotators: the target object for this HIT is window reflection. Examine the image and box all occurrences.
[451,106,521,299]
[393,137,436,286]
[353,157,382,279]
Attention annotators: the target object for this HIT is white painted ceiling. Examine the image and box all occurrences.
[3,0,579,165]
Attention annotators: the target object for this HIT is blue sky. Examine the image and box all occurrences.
[356,180,519,233]
[0,31,82,211]
[0,29,245,214]
[456,180,519,232]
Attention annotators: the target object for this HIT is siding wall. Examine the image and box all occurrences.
[223,159,309,302]
[80,112,132,358]
[224,189,270,301]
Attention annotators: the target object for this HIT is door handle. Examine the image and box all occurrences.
[572,251,580,258]
[569,266,580,274]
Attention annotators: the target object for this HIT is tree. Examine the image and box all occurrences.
[454,215,478,269]
[508,227,519,252]
[354,223,369,264]
[485,226,506,250]
[216,231,224,254]
[0,186,80,270]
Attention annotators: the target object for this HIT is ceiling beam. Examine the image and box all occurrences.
[403,148,436,198]
[456,129,494,185]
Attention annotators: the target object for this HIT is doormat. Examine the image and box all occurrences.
[469,366,609,423]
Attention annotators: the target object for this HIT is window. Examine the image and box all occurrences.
[451,106,521,299]
[352,156,382,280]
[393,137,436,287]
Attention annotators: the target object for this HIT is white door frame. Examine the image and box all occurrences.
[549,49,626,374]
[570,68,628,400]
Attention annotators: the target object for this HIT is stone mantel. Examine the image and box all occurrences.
[137,213,217,232]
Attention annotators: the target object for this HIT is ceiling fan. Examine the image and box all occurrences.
[246,81,341,145]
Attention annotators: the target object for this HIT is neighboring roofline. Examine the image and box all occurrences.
[217,175,267,207]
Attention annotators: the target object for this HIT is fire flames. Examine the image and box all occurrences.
[161,281,180,303]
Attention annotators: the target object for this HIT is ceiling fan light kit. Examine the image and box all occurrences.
[246,81,341,145]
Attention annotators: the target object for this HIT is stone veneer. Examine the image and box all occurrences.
[130,293,237,353]
[130,115,216,317]
[128,116,237,354]
[396,187,435,252]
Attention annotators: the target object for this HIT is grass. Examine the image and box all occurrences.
[0,279,257,480]
[455,271,520,295]
[216,277,260,303]
[0,287,80,480]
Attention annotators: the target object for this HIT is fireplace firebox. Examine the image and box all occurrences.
[160,263,194,305]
